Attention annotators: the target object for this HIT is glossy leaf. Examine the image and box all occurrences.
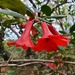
[0,8,24,18]
[2,19,18,28]
[58,46,64,50]
[25,5,34,18]
[41,5,51,16]
[0,0,26,15]
[70,23,75,33]
[59,31,67,34]
[64,53,75,59]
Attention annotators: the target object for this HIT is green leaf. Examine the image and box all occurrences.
[0,8,24,18]
[25,5,34,18]
[8,70,16,75]
[0,0,26,15]
[58,46,65,50]
[2,19,18,28]
[70,23,75,33]
[64,53,75,59]
[39,17,52,24]
[36,0,41,4]
[59,31,67,34]
[47,15,67,19]
[41,5,51,16]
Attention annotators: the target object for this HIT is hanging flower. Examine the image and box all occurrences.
[20,24,26,28]
[48,25,70,44]
[31,26,37,35]
[48,24,60,35]
[19,15,37,35]
[46,62,57,69]
[7,21,34,50]
[46,57,63,69]
[34,22,69,52]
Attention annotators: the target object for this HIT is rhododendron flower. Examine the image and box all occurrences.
[57,57,63,67]
[48,25,60,35]
[46,57,63,69]
[19,16,33,28]
[20,24,26,28]
[46,63,57,69]
[48,25,70,44]
[7,21,34,50]
[46,58,57,69]
[28,13,36,21]
[34,22,69,52]
[19,15,37,35]
[31,26,37,35]
[20,23,37,35]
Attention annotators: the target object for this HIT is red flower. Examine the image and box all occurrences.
[28,17,34,21]
[34,22,69,52]
[28,13,36,21]
[46,63,57,69]
[19,16,34,28]
[7,21,34,50]
[57,57,63,67]
[48,25,70,44]
[31,26,37,35]
[46,58,57,69]
[48,25,60,35]
[20,24,37,35]
[19,15,37,35]
[20,24,26,28]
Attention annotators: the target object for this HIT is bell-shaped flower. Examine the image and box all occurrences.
[48,25,70,44]
[31,26,37,35]
[48,25,60,35]
[7,21,34,50]
[20,24,37,35]
[34,22,69,52]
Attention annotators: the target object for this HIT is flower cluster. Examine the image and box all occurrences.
[7,20,70,52]
[46,57,63,69]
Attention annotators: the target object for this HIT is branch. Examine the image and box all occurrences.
[9,59,75,65]
[0,59,75,67]
[10,59,54,62]
[51,1,71,13]
[10,27,19,38]
[0,62,45,67]
[19,62,45,67]
[46,0,50,5]
[29,0,36,8]
[0,64,18,67]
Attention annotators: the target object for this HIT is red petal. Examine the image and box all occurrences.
[34,37,58,52]
[34,38,46,52]
[31,26,37,35]
[45,38,58,52]
[7,42,15,46]
[7,21,34,50]
[48,25,59,35]
[49,35,69,46]
[46,63,57,69]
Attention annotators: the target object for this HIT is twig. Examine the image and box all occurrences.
[10,59,54,62]
[0,64,18,67]
[11,50,23,60]
[6,48,16,64]
[1,59,75,67]
[51,2,72,13]
[10,27,19,38]
[46,0,50,5]
[19,62,45,67]
[0,62,45,67]
[29,0,36,8]
[9,59,75,65]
